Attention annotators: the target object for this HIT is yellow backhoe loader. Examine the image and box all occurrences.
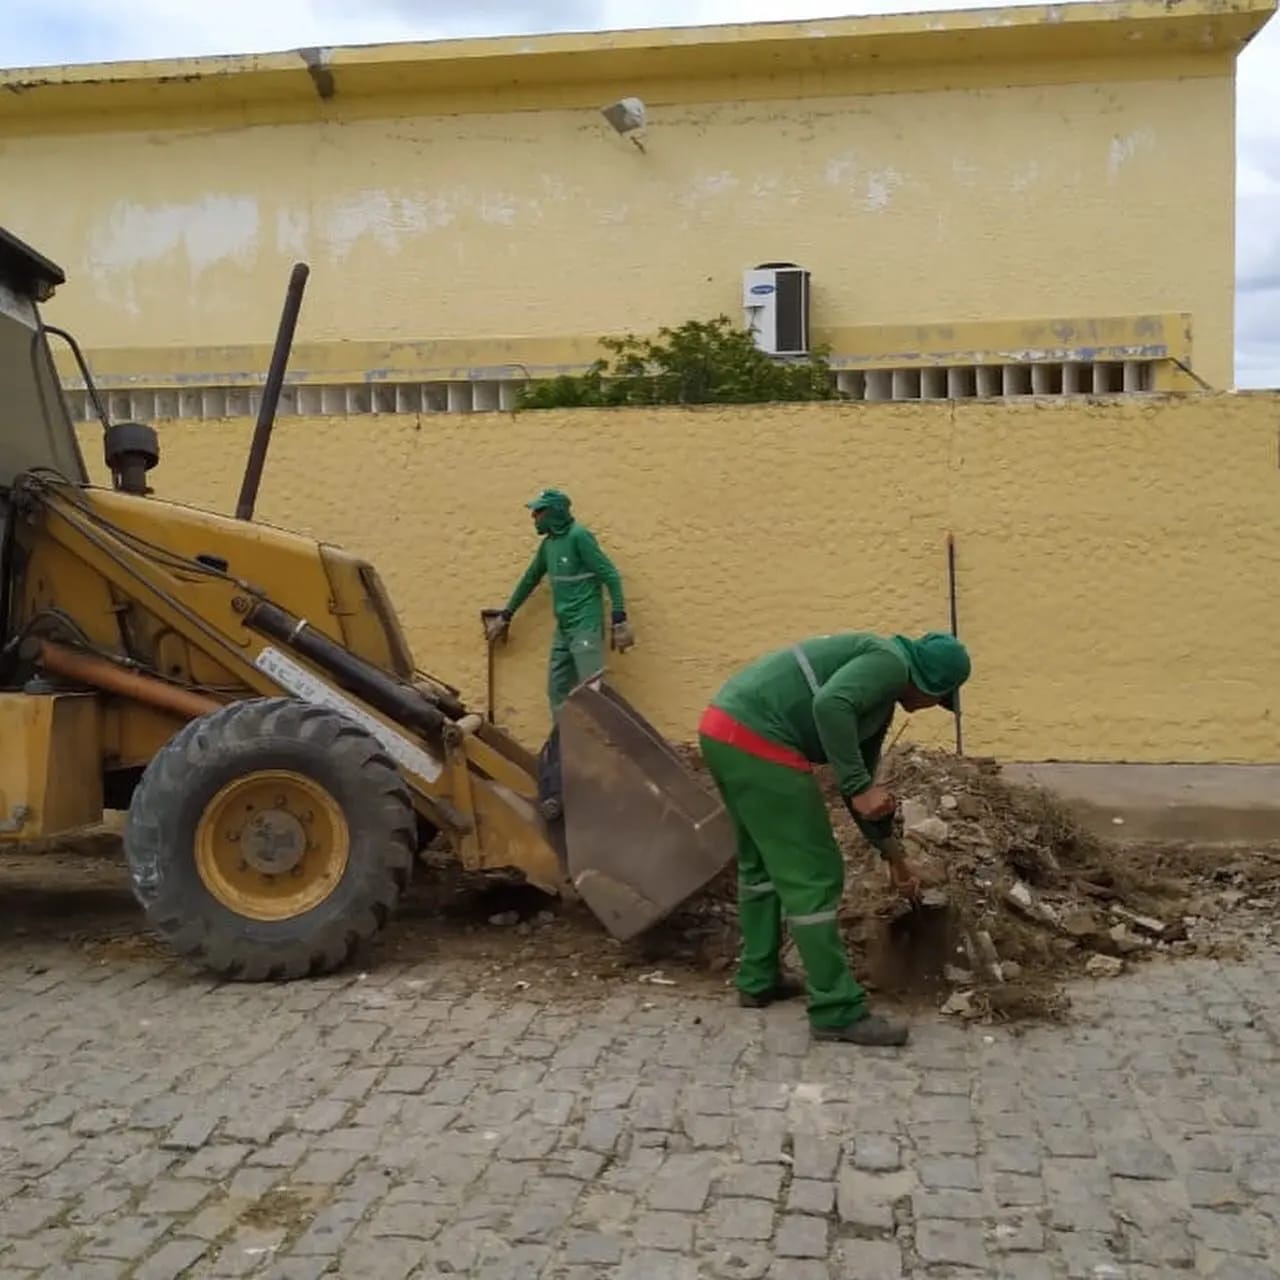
[0,228,733,980]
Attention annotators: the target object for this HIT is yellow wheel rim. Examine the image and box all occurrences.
[194,770,350,922]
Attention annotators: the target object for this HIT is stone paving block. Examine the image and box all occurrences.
[994,1173,1045,1206]
[139,1177,214,1214]
[915,1219,988,1269]
[987,1139,1043,1174]
[1051,1230,1125,1280]
[1192,1208,1267,1256]
[1189,1171,1249,1207]
[837,1168,913,1235]
[837,1238,904,1279]
[180,1143,252,1180]
[134,1237,210,1280]
[1107,1139,1176,1181]
[565,1230,623,1264]
[618,1249,701,1280]
[996,1258,1058,1280]
[787,1179,835,1215]
[990,1212,1045,1252]
[647,1153,716,1212]
[774,1214,827,1258]
[912,1188,992,1221]
[1043,1126,1097,1158]
[66,1183,131,1227]
[720,1163,786,1201]
[792,1135,840,1181]
[81,1214,173,1260]
[290,1199,373,1255]
[635,1211,696,1251]
[162,1112,222,1151]
[918,1156,982,1190]
[766,1263,829,1280]
[850,1134,901,1173]
[909,1121,980,1156]
[1196,1254,1280,1279]
[707,1197,776,1242]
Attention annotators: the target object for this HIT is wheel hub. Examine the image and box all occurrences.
[194,769,350,922]
[242,808,308,875]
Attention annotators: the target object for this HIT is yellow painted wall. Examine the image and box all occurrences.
[15,69,1236,387]
[78,392,1280,764]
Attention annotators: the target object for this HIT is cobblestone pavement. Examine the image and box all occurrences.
[2,880,1280,1279]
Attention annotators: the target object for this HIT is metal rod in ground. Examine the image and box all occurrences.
[947,532,964,756]
[235,262,310,521]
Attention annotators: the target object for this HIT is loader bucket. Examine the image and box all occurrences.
[558,682,735,941]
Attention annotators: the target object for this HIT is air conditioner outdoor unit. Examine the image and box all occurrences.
[743,262,811,357]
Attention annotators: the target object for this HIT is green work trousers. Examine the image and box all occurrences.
[700,735,869,1030]
[548,626,605,713]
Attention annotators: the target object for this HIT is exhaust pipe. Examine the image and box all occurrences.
[235,262,309,522]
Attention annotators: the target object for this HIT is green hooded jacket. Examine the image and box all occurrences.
[504,488,626,634]
[711,631,970,796]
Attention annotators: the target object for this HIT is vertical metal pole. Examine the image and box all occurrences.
[235,262,309,521]
[947,533,964,756]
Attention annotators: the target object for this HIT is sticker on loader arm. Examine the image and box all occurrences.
[254,645,443,782]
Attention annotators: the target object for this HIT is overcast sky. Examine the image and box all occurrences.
[6,0,1279,388]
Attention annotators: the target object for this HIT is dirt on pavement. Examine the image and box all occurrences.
[2,747,1277,1023]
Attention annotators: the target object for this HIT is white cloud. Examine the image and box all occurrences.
[6,0,1280,386]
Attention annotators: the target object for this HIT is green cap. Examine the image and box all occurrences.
[526,487,571,513]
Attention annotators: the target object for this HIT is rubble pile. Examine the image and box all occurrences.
[670,747,1280,1022]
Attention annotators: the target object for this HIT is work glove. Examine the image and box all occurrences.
[610,610,635,654]
[481,609,511,644]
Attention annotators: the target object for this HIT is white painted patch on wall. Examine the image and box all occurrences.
[1108,128,1155,178]
[863,168,904,212]
[321,189,456,259]
[276,206,310,258]
[826,153,858,186]
[1010,160,1041,194]
[480,194,517,227]
[682,171,740,206]
[87,195,260,314]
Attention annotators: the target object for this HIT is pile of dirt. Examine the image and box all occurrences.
[663,746,1280,1021]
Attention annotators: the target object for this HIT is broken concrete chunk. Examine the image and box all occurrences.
[488,911,520,927]
[941,990,978,1017]
[975,930,1004,982]
[1063,910,1100,939]
[1004,880,1060,927]
[907,817,951,844]
[1110,905,1169,937]
[1085,954,1124,978]
[1107,923,1143,955]
[939,794,959,812]
[899,798,931,831]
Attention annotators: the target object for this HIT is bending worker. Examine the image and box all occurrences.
[699,630,971,1048]
[485,488,633,715]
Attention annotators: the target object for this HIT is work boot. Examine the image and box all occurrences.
[737,976,806,1008]
[812,1014,909,1047]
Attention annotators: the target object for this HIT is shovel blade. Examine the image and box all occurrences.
[559,682,734,941]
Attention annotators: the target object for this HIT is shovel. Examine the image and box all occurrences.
[479,609,507,723]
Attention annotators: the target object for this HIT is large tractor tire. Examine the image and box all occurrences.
[123,697,415,981]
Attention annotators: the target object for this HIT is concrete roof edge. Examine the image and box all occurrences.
[0,0,1273,111]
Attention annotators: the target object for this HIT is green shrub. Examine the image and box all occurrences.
[515,316,838,409]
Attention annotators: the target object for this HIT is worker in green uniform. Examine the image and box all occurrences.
[484,488,632,715]
[699,631,971,1047]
